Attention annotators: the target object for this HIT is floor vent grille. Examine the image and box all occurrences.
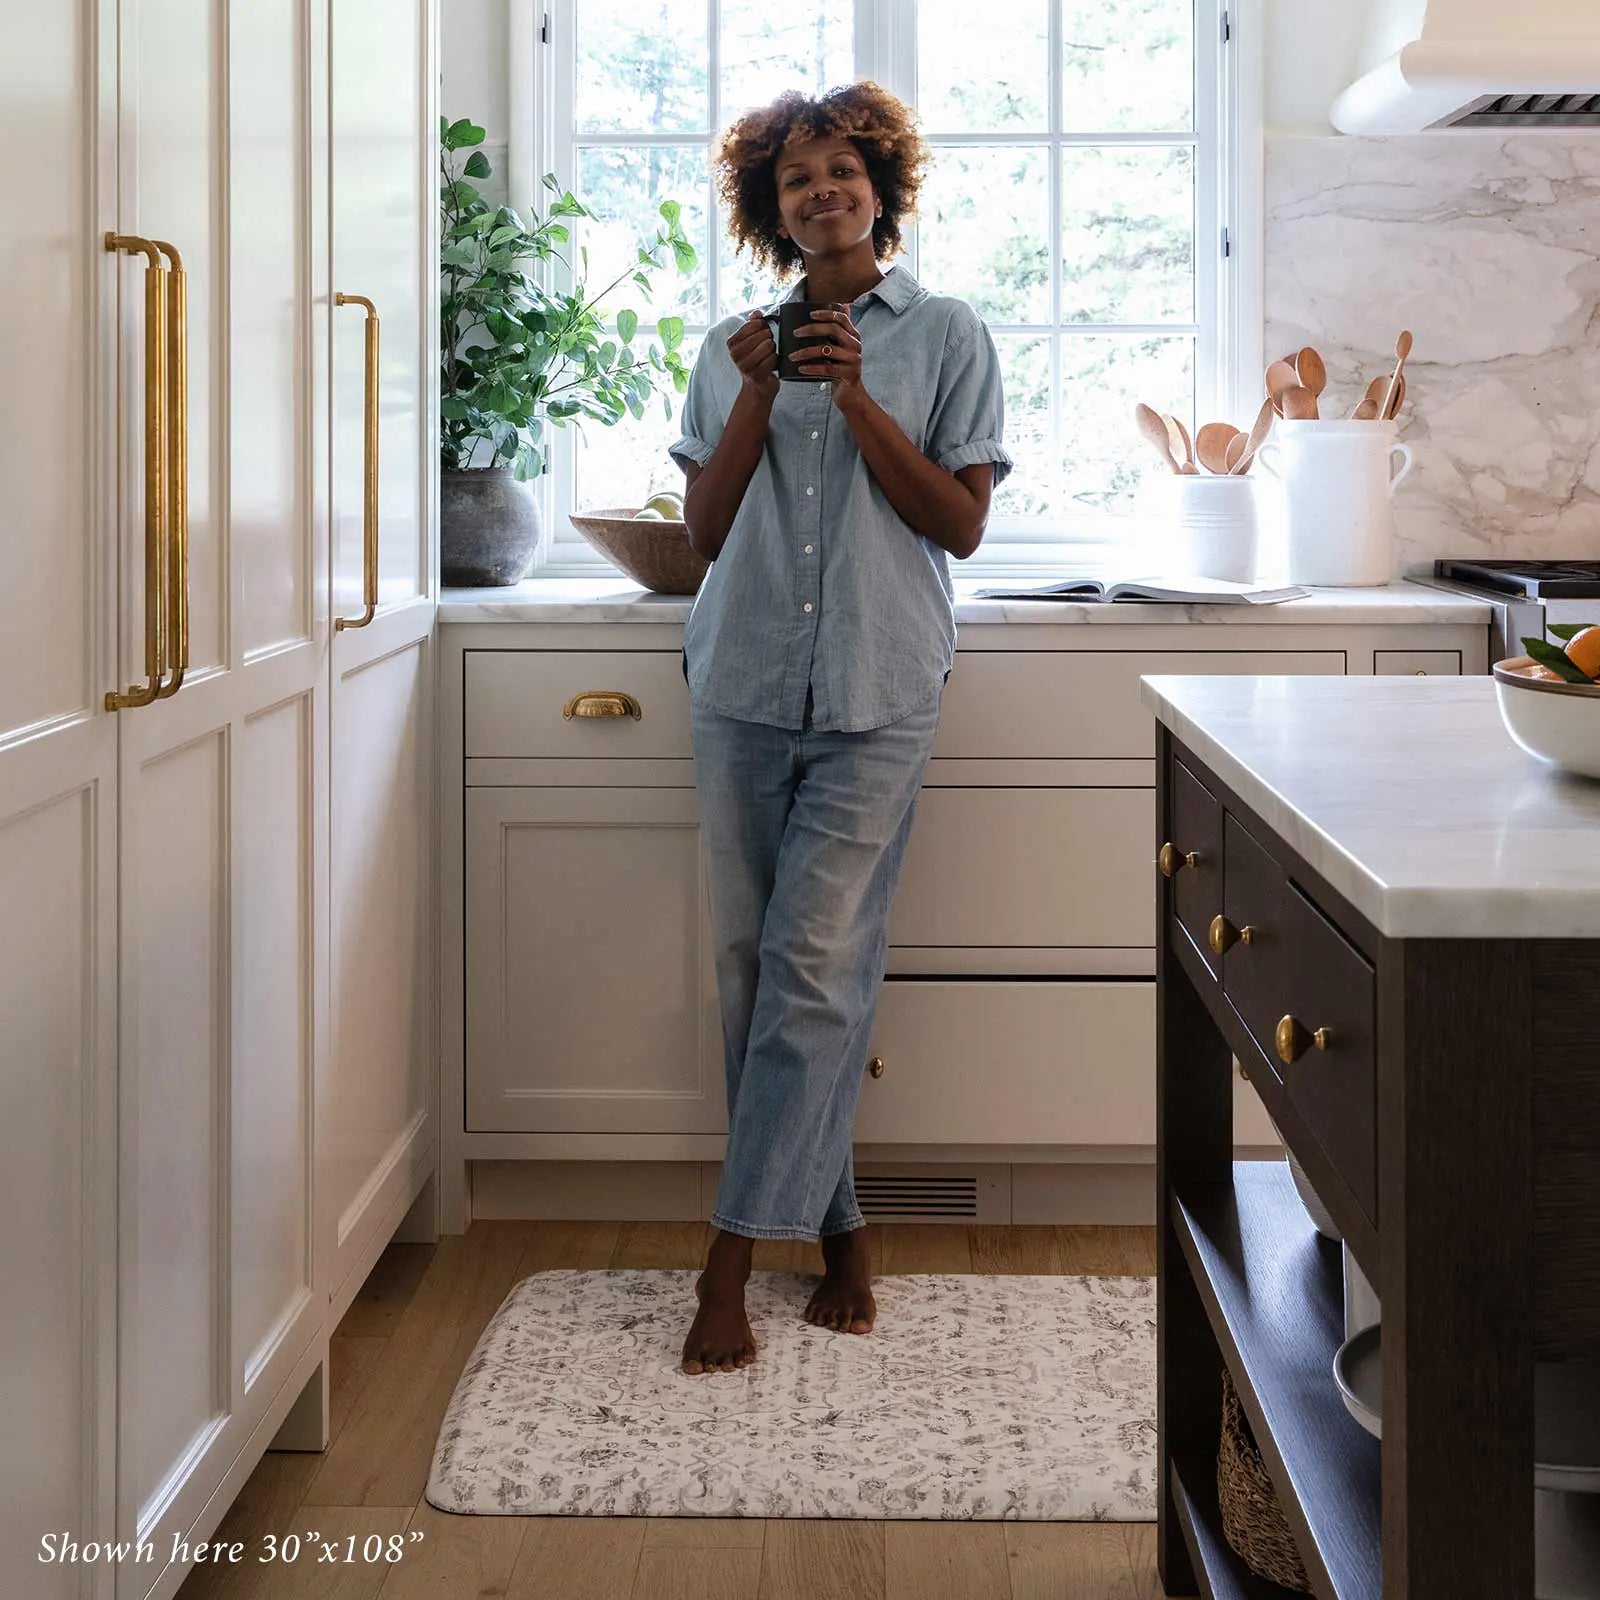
[1444,92,1600,128]
[856,1173,981,1222]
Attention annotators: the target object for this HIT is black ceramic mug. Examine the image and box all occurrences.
[766,300,847,381]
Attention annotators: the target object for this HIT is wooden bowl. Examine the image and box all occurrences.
[567,507,708,595]
[1494,656,1600,780]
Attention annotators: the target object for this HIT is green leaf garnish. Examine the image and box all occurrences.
[1522,636,1595,684]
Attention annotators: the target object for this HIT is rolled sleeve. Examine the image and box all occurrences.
[667,324,731,474]
[927,318,1013,488]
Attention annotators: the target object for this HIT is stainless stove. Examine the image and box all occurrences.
[1423,559,1600,662]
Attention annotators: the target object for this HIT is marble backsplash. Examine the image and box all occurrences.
[1265,135,1600,576]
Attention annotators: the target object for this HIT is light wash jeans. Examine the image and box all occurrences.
[692,690,941,1241]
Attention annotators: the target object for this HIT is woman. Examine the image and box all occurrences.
[668,81,1011,1375]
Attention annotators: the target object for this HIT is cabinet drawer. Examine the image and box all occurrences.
[1374,649,1462,676]
[855,980,1156,1145]
[936,650,1345,759]
[889,788,1154,948]
[1168,759,1224,975]
[1220,812,1293,1086]
[465,650,692,758]
[1277,882,1377,1223]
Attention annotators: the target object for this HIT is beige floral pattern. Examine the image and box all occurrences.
[426,1271,1156,1521]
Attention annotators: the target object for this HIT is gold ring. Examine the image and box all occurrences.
[822,345,831,356]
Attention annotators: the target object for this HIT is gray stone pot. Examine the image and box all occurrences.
[441,468,542,586]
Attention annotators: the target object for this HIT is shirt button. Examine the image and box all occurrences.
[804,544,814,554]
[803,602,814,613]
[810,430,819,440]
[805,485,815,496]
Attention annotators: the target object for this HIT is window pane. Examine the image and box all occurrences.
[916,0,1048,132]
[577,146,710,325]
[572,334,703,515]
[719,0,854,118]
[1060,145,1194,324]
[1059,334,1193,513]
[991,335,1052,517]
[718,220,786,320]
[575,0,708,133]
[918,146,1050,326]
[1060,0,1192,133]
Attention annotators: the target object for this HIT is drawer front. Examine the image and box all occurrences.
[1374,649,1462,677]
[1169,759,1224,975]
[936,650,1345,759]
[1278,882,1378,1222]
[465,650,692,758]
[889,788,1154,948]
[855,980,1156,1144]
[1220,812,1294,1086]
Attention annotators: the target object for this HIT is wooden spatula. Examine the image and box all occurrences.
[1134,403,1180,471]
[1230,398,1277,474]
[1379,331,1413,425]
[1265,360,1301,417]
[1196,422,1242,475]
[1295,347,1328,418]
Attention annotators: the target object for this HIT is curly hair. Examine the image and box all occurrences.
[714,81,930,277]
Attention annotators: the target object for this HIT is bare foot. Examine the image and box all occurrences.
[804,1227,876,1334]
[682,1230,757,1375]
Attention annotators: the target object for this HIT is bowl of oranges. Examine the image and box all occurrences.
[1494,624,1600,779]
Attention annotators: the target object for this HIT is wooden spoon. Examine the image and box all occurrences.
[1280,385,1321,421]
[1349,375,1389,421]
[1134,402,1180,472]
[1230,398,1278,474]
[1164,414,1198,473]
[1384,372,1409,421]
[1265,360,1301,417]
[1195,422,1242,475]
[1224,432,1249,473]
[1379,330,1414,428]
[1295,347,1328,416]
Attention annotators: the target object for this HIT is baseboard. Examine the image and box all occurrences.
[470,1158,1172,1226]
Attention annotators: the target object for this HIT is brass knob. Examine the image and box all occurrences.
[563,690,642,721]
[867,1056,885,1079]
[1158,842,1200,879]
[1275,1015,1333,1066]
[1208,915,1256,957]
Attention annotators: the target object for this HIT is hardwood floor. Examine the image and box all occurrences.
[176,1221,1160,1600]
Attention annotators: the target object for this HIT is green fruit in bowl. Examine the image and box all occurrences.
[643,492,684,520]
[633,507,666,520]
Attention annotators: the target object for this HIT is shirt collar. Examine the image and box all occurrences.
[764,262,922,317]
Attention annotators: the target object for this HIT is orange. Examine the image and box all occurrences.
[1564,625,1600,679]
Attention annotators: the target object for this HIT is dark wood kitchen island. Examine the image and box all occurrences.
[1142,674,1600,1600]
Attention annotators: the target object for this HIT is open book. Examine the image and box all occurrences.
[972,575,1308,605]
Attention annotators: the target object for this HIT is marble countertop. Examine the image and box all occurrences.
[1140,674,1600,939]
[439,576,1490,626]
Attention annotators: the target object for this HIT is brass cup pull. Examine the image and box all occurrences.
[1158,842,1200,879]
[335,293,380,631]
[867,1056,886,1079]
[563,691,642,721]
[1208,915,1256,957]
[1275,1015,1334,1066]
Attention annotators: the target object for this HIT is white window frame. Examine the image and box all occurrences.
[508,0,1262,576]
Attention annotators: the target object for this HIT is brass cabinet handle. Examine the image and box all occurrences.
[335,293,380,630]
[563,691,642,721]
[1208,915,1256,957]
[867,1056,886,1079]
[151,239,188,697]
[1275,1015,1333,1066]
[1158,842,1200,879]
[105,234,170,709]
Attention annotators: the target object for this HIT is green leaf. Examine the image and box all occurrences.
[440,396,470,421]
[1522,636,1595,683]
[616,308,638,345]
[440,240,479,268]
[672,238,696,274]
[627,393,646,420]
[1548,623,1596,642]
[658,199,681,226]
[463,151,492,179]
[443,118,486,151]
[632,271,653,297]
[658,316,684,352]
[542,172,561,192]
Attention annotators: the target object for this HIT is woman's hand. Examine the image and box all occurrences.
[794,307,866,411]
[727,310,779,399]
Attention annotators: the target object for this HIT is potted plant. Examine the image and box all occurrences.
[439,116,695,585]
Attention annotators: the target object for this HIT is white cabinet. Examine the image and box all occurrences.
[0,5,436,1595]
[465,787,725,1133]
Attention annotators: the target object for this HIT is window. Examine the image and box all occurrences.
[515,0,1259,571]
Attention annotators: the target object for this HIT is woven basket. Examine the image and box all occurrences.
[1218,1369,1313,1592]
[568,508,708,596]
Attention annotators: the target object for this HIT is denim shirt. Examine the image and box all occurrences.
[668,265,1012,733]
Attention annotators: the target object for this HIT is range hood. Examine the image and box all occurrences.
[1331,0,1600,134]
